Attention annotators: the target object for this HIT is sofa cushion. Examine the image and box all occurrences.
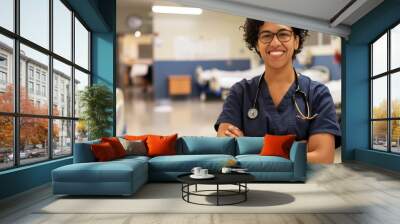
[236,137,263,155]
[177,136,235,155]
[260,134,296,159]
[236,155,293,172]
[101,137,127,158]
[74,140,100,163]
[147,134,178,157]
[119,138,147,156]
[91,142,118,161]
[52,159,147,183]
[148,154,235,172]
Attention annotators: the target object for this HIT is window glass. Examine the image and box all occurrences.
[20,44,49,115]
[75,120,88,143]
[391,72,400,118]
[372,76,387,119]
[391,120,400,153]
[74,69,89,118]
[74,18,89,70]
[391,24,400,70]
[53,59,72,117]
[0,116,13,170]
[53,0,72,60]
[372,33,387,76]
[0,35,14,113]
[20,117,49,165]
[20,0,49,49]
[0,0,14,31]
[372,121,388,151]
[53,119,72,158]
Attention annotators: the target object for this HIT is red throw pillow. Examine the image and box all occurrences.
[101,137,126,158]
[91,142,117,161]
[146,134,178,157]
[260,134,296,159]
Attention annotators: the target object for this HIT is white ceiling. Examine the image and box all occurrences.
[117,0,384,38]
[167,0,384,38]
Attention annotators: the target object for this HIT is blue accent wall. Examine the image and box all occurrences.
[153,59,251,99]
[0,158,72,199]
[0,0,116,200]
[343,0,400,171]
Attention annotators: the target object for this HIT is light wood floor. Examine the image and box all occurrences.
[1,162,400,224]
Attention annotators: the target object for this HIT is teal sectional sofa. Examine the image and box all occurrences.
[52,136,306,196]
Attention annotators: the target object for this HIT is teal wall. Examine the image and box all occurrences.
[0,0,116,200]
[343,0,400,171]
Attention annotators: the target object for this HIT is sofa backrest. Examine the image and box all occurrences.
[177,136,236,155]
[73,139,100,163]
[235,137,263,155]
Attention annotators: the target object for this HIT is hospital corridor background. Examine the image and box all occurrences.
[116,0,344,162]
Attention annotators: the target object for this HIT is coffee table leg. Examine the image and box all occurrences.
[217,184,219,206]
[195,184,198,192]
[245,183,247,201]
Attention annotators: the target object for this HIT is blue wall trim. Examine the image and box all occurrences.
[65,0,110,32]
[153,59,251,99]
[0,157,72,199]
[355,149,400,172]
[343,0,400,170]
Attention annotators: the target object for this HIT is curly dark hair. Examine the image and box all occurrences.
[240,18,308,59]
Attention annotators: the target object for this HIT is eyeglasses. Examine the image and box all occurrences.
[258,30,293,44]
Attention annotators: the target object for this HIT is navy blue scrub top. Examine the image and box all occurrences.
[214,73,341,148]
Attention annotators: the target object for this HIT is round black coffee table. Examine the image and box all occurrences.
[177,173,255,206]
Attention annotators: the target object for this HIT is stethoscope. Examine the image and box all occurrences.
[247,68,319,120]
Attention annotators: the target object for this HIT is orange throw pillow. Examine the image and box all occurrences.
[146,134,178,157]
[91,142,117,161]
[260,134,296,159]
[101,137,126,158]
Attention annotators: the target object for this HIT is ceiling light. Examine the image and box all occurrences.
[152,6,202,15]
[134,31,141,38]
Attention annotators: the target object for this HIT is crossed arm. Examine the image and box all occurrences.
[217,122,335,164]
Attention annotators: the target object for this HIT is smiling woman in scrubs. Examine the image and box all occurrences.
[215,19,341,164]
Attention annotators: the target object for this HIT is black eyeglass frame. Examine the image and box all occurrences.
[258,30,294,44]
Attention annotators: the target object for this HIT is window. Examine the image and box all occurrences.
[28,67,34,80]
[74,69,89,142]
[41,73,46,83]
[36,83,40,95]
[75,18,89,70]
[0,116,13,170]
[0,1,91,170]
[35,70,40,81]
[371,23,400,154]
[74,69,89,118]
[53,119,72,158]
[0,54,7,67]
[0,54,8,89]
[0,71,6,85]
[0,0,14,32]
[42,85,46,97]
[53,59,71,117]
[20,0,49,49]
[28,81,34,94]
[53,0,72,60]
[0,35,13,113]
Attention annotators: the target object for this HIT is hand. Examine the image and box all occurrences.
[217,123,244,137]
